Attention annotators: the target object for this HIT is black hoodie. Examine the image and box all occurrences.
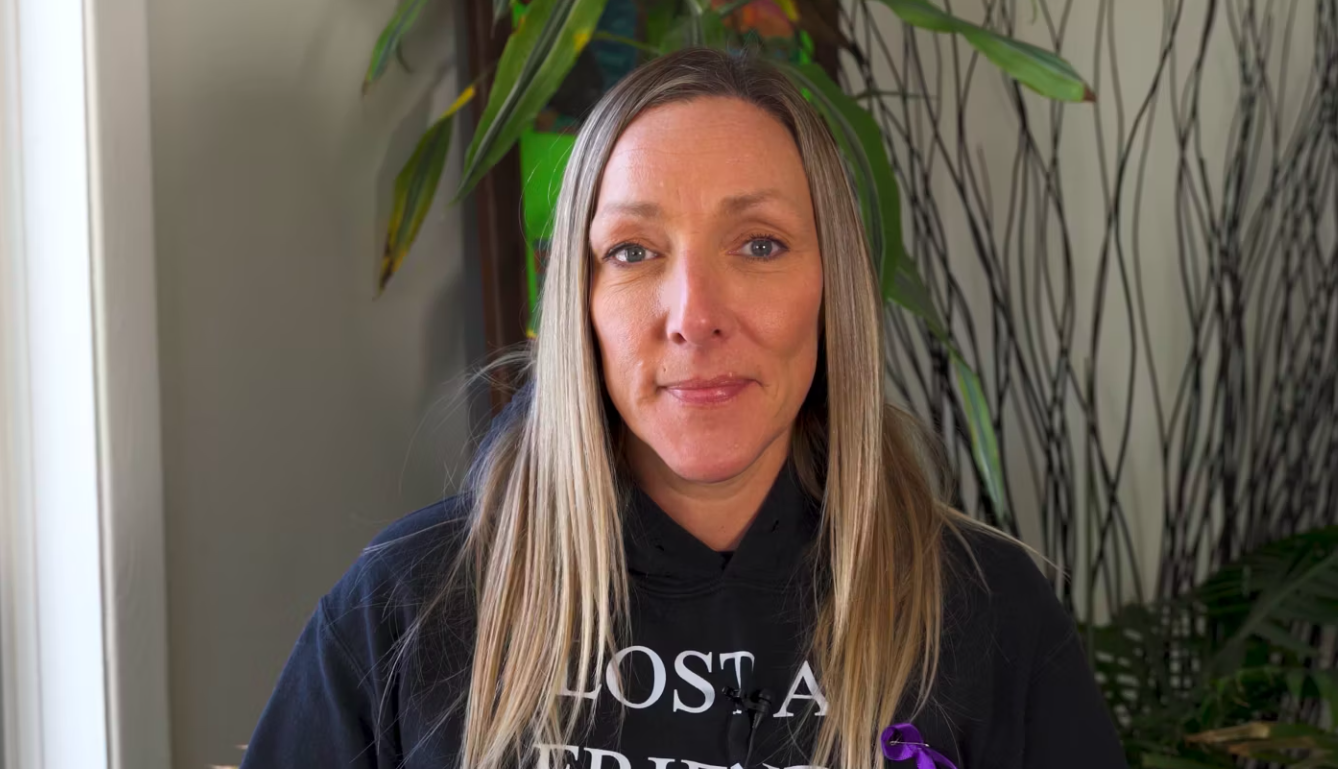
[238,457,1127,769]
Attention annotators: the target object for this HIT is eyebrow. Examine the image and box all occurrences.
[595,188,789,220]
[721,189,787,216]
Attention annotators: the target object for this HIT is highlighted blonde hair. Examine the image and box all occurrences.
[452,47,956,768]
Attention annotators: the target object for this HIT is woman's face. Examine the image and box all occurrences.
[589,96,824,484]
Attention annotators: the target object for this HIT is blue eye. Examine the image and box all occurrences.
[610,243,654,263]
[743,236,786,259]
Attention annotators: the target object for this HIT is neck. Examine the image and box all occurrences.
[626,431,792,552]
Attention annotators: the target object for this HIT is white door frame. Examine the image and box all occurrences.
[0,0,171,766]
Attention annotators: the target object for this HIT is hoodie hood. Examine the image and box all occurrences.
[623,462,822,593]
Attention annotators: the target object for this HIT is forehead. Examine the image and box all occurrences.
[593,97,813,220]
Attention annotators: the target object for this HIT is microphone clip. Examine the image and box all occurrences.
[721,685,774,718]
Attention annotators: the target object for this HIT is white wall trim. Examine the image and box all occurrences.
[0,0,170,766]
[83,0,173,762]
[11,0,110,766]
[0,0,44,765]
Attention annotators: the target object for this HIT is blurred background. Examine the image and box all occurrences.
[2,1,1336,768]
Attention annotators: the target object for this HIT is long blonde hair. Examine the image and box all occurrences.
[454,47,953,769]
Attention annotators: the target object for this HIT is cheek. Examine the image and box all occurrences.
[590,281,653,397]
[755,266,824,371]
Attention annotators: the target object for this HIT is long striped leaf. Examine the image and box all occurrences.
[658,2,730,53]
[661,0,732,52]
[880,0,964,32]
[677,0,706,47]
[455,0,608,201]
[961,27,1094,103]
[378,86,476,293]
[779,62,901,289]
[878,0,1093,102]
[781,61,1009,520]
[363,0,431,94]
[953,353,1009,526]
[884,246,945,338]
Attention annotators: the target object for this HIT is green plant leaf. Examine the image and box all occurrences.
[880,0,964,32]
[364,0,431,94]
[1250,620,1318,660]
[1288,668,1309,703]
[877,0,1094,102]
[378,86,476,293]
[778,59,1009,520]
[953,353,1008,525]
[1090,529,1338,767]
[493,0,512,24]
[659,0,729,52]
[1087,600,1204,750]
[643,0,679,50]
[678,0,745,49]
[884,253,945,337]
[1203,527,1338,675]
[455,0,609,201]
[1314,671,1338,729]
[959,27,1095,102]
[778,62,901,296]
[679,0,706,47]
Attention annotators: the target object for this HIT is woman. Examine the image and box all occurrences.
[240,48,1125,769]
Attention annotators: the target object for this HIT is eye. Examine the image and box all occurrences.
[738,235,788,260]
[608,242,658,264]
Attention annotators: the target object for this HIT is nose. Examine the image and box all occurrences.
[664,251,733,346]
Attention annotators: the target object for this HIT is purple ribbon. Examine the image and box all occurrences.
[881,723,959,769]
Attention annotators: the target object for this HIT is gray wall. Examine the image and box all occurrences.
[146,0,482,765]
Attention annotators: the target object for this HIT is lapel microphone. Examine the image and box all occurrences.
[721,686,774,765]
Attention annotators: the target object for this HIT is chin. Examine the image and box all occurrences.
[665,460,753,485]
[656,440,771,485]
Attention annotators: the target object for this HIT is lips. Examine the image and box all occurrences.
[662,376,754,405]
